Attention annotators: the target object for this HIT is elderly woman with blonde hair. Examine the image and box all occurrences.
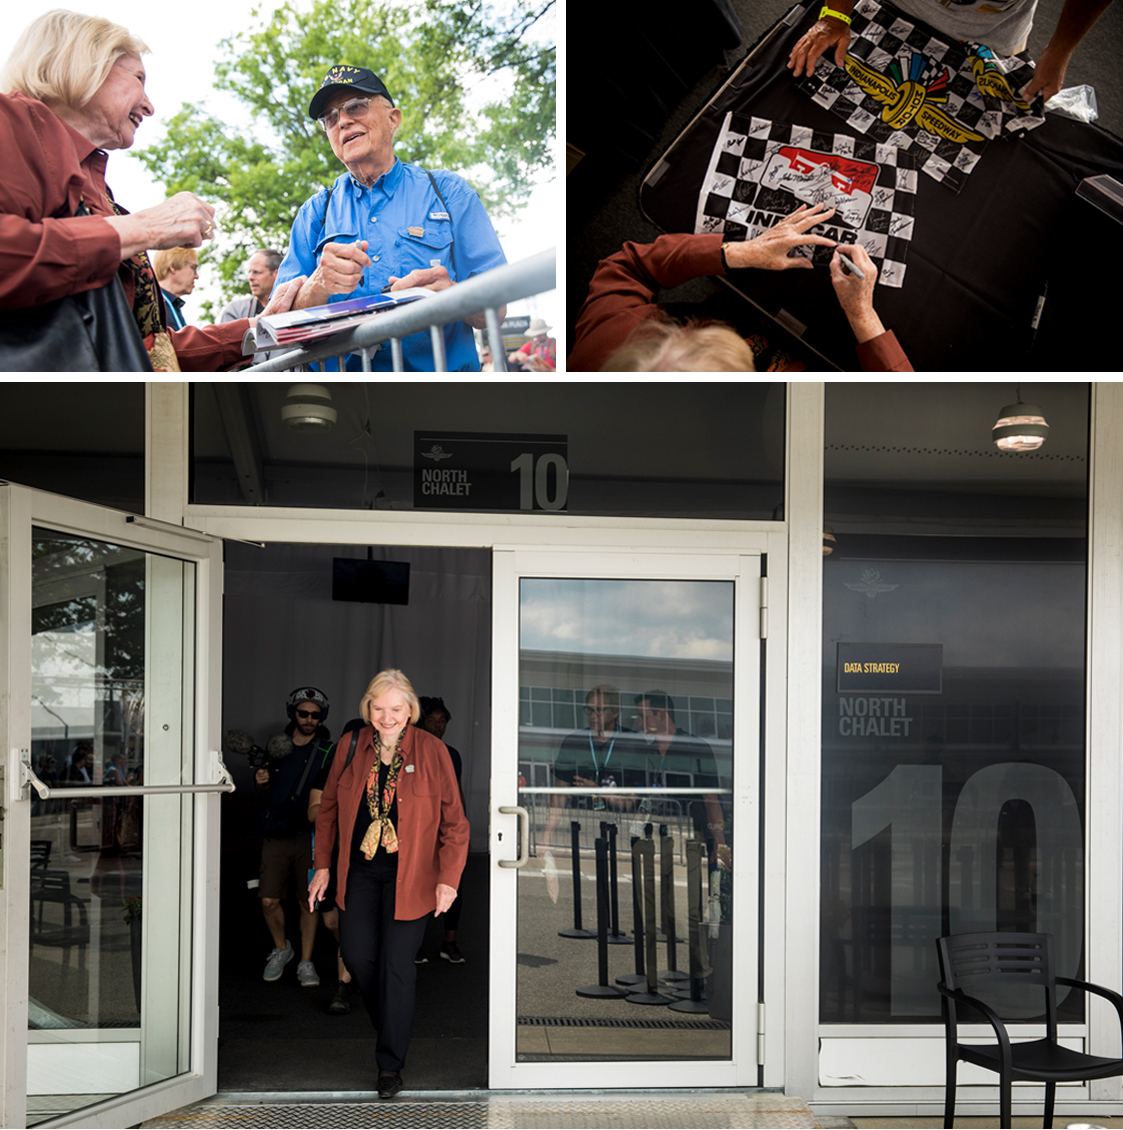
[309,669,469,1100]
[0,8,302,370]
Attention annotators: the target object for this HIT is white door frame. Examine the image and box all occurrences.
[486,545,764,1090]
[1,484,226,1130]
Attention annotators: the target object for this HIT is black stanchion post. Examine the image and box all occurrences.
[616,833,647,987]
[604,822,630,945]
[576,836,628,999]
[670,839,710,1013]
[626,837,674,1005]
[559,819,596,939]
[659,824,687,983]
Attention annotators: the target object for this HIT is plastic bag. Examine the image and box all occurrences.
[1046,85,1099,123]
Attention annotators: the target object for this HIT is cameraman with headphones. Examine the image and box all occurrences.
[256,687,333,986]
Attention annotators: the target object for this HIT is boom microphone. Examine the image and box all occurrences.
[224,729,270,769]
[266,733,295,762]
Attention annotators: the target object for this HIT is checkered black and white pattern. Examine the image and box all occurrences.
[799,0,1045,192]
[695,115,918,287]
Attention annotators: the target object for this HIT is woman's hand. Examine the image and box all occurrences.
[435,883,458,915]
[107,192,217,260]
[724,203,838,271]
[308,867,330,913]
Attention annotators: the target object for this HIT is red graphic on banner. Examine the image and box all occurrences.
[776,146,879,196]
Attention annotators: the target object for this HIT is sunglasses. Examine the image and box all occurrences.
[295,709,322,720]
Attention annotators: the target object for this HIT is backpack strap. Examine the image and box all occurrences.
[422,168,458,278]
[341,726,361,773]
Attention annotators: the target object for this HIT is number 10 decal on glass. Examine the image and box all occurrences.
[850,761,1083,1017]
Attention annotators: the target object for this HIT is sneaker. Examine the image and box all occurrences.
[377,1071,404,1100]
[263,941,294,982]
[329,982,351,1014]
[439,941,465,964]
[414,951,428,964]
[297,960,320,987]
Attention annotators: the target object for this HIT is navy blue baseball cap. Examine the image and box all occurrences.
[309,65,395,121]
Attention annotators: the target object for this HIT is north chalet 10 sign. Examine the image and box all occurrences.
[414,432,569,511]
[837,642,943,694]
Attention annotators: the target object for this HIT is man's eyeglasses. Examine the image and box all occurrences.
[295,709,322,720]
[317,96,373,132]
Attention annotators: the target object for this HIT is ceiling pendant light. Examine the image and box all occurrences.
[991,389,1048,452]
[282,383,337,431]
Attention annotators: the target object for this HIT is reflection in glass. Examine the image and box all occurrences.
[517,579,734,1062]
[819,383,1089,1026]
[28,531,195,1125]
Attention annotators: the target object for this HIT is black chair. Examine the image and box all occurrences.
[936,931,1123,1129]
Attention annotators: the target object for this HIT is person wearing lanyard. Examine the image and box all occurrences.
[540,685,646,900]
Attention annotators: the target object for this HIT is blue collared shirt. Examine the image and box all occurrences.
[275,158,507,372]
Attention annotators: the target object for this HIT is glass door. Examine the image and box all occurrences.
[489,550,762,1089]
[1,485,227,1129]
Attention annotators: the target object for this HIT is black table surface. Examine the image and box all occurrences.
[638,1,1123,372]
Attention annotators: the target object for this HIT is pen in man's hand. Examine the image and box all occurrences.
[837,251,865,279]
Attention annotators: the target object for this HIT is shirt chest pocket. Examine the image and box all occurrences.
[396,226,453,273]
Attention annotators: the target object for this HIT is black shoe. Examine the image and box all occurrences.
[377,1071,403,1100]
[329,983,351,1014]
[440,941,465,964]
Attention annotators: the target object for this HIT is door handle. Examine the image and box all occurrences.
[497,805,529,868]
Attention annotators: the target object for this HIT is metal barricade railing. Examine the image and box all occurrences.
[243,247,555,374]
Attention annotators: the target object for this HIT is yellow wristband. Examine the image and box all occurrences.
[820,6,852,22]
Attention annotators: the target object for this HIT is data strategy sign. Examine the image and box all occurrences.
[837,642,943,694]
[413,431,569,511]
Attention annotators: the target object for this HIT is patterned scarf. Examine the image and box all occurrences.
[359,736,404,860]
[105,186,181,372]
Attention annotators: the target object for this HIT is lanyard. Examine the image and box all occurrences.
[588,733,616,778]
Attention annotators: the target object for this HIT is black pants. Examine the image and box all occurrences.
[338,863,429,1073]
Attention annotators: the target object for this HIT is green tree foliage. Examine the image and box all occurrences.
[136,0,554,316]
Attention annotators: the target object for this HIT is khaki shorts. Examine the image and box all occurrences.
[259,834,312,900]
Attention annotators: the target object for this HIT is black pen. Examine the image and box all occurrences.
[381,284,393,294]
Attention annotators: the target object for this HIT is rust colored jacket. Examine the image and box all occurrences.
[314,723,470,920]
[0,91,248,371]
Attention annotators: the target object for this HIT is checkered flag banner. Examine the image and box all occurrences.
[798,0,1046,192]
[695,115,918,287]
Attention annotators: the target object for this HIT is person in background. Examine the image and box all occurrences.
[256,687,333,988]
[416,696,467,964]
[152,247,197,330]
[220,248,283,321]
[507,317,556,371]
[308,741,355,1014]
[786,0,1115,102]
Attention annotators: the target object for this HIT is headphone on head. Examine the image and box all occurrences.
[286,686,330,725]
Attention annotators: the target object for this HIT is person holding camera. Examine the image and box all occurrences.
[256,686,333,986]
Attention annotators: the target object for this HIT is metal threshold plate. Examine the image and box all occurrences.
[141,1091,822,1128]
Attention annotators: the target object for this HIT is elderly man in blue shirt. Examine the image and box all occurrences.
[274,65,507,372]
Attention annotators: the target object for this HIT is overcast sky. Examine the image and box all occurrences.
[1,0,560,342]
[520,579,735,660]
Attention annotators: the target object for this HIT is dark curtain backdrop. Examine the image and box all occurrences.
[221,542,492,851]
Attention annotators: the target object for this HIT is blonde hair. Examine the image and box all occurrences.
[152,247,197,281]
[2,9,149,109]
[602,318,757,372]
[360,669,421,725]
